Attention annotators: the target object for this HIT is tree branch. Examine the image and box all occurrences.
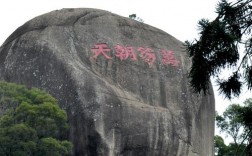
[235,129,251,156]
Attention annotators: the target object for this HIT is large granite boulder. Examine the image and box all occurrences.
[0,8,215,156]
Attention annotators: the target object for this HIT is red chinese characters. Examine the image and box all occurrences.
[114,45,137,61]
[160,50,179,67]
[137,47,156,65]
[91,43,112,59]
[90,43,180,68]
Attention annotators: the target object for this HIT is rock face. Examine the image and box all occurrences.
[0,8,215,156]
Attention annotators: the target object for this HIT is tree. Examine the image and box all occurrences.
[216,99,252,155]
[0,81,73,156]
[215,135,228,155]
[214,135,247,156]
[185,0,252,99]
[216,104,247,155]
[239,98,252,154]
[216,104,244,145]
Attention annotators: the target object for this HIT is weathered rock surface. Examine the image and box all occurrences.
[0,8,215,156]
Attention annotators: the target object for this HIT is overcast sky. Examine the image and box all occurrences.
[1,0,220,43]
[0,0,250,143]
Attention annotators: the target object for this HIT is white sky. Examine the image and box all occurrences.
[1,0,250,144]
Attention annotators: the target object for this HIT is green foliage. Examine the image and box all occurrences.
[215,135,228,155]
[185,0,252,99]
[216,104,244,144]
[37,137,73,156]
[216,98,252,155]
[0,81,72,156]
[238,99,252,154]
[214,135,246,156]
[0,124,37,156]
